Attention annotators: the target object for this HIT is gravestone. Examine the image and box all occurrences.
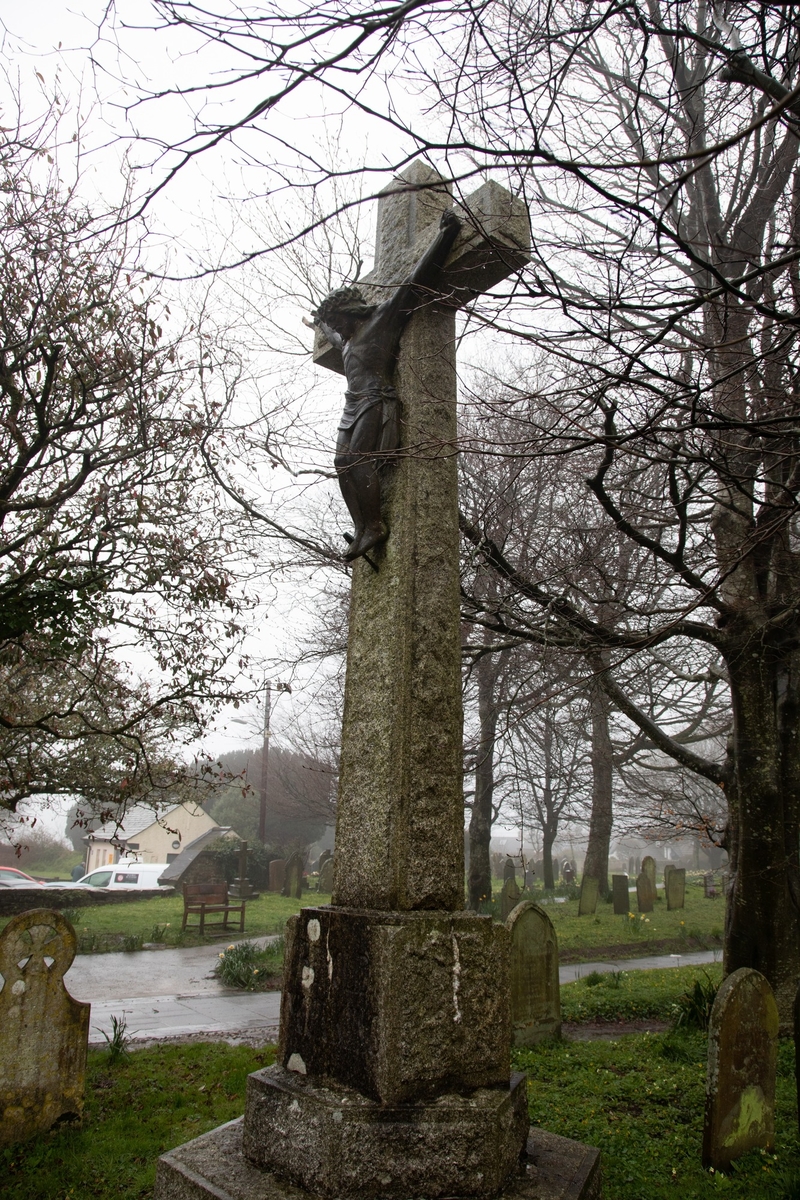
[636,870,655,913]
[317,858,334,894]
[663,862,673,888]
[635,856,641,874]
[524,864,535,890]
[229,841,259,900]
[627,856,635,876]
[578,875,599,916]
[503,857,517,884]
[641,855,656,887]
[506,901,561,1045]
[268,858,285,893]
[0,909,90,1146]
[704,872,718,898]
[563,861,576,885]
[155,164,599,1200]
[612,874,630,915]
[703,968,778,1169]
[665,867,686,910]
[500,875,522,921]
[281,850,304,899]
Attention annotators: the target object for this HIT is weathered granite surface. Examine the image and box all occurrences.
[155,1117,601,1200]
[703,967,778,1169]
[243,1067,528,1199]
[279,907,511,1104]
[0,909,90,1145]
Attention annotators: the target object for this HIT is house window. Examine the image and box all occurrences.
[166,853,179,864]
[127,843,139,850]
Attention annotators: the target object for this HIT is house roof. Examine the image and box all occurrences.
[88,802,182,844]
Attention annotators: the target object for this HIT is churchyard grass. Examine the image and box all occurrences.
[516,1031,799,1199]
[0,1042,277,1200]
[497,877,724,960]
[0,890,328,953]
[215,937,285,990]
[561,964,723,1024]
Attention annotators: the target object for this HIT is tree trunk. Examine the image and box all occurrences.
[467,652,500,910]
[724,643,800,1024]
[583,680,613,897]
[542,822,556,890]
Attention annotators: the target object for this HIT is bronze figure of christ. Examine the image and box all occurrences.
[313,208,462,562]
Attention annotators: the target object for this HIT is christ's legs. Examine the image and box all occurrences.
[335,406,386,560]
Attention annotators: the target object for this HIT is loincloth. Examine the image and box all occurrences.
[339,387,400,456]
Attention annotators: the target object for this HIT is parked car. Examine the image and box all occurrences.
[71,863,173,890]
[0,866,44,888]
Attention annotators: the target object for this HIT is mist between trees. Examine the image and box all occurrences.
[4,2,800,1021]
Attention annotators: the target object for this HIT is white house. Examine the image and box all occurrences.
[84,801,225,872]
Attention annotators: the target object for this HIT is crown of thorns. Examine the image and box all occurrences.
[313,286,376,324]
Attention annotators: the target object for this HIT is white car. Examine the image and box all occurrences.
[69,863,173,890]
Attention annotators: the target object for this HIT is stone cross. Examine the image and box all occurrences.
[315,162,529,912]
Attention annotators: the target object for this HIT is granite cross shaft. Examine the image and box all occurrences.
[319,161,530,913]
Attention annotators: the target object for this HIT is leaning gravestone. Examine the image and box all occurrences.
[703,968,778,1169]
[317,858,334,894]
[499,874,522,921]
[506,901,561,1045]
[268,858,285,893]
[0,909,90,1146]
[281,850,304,899]
[155,163,600,1200]
[578,875,599,916]
[665,867,686,910]
[636,870,655,913]
[612,874,630,915]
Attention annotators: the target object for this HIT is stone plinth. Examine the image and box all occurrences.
[243,1067,528,1199]
[155,1120,601,1200]
[278,907,510,1104]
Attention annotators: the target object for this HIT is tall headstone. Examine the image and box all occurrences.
[317,858,334,894]
[636,870,655,913]
[506,901,561,1045]
[641,855,656,888]
[627,855,635,876]
[612,874,630,915]
[499,875,522,921]
[155,164,600,1200]
[665,867,686,910]
[0,909,90,1146]
[503,857,517,884]
[704,872,718,898]
[268,858,285,893]
[281,850,304,900]
[578,875,599,916]
[229,841,259,900]
[703,968,778,1169]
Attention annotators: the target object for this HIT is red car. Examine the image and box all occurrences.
[0,866,44,887]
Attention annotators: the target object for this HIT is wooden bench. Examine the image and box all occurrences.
[181,882,246,934]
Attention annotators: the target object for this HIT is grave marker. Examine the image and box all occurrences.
[0,909,90,1146]
[665,867,686,911]
[500,874,522,921]
[636,870,655,913]
[578,875,599,916]
[612,874,630,915]
[281,850,304,899]
[703,968,778,1169]
[268,858,285,893]
[506,901,561,1045]
[317,858,334,894]
[641,855,656,887]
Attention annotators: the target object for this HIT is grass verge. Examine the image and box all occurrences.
[561,964,723,1024]
[215,937,285,990]
[516,1031,799,1199]
[0,1042,277,1200]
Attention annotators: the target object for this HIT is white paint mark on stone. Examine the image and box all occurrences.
[287,1053,307,1075]
[452,933,462,1023]
[326,929,334,981]
[307,918,321,943]
[11,979,25,995]
[332,1110,343,1123]
[290,1100,301,1113]
[302,965,315,990]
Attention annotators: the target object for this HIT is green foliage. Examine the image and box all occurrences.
[672,972,720,1031]
[215,937,284,990]
[101,1015,131,1065]
[515,1032,799,1199]
[561,964,723,1024]
[0,1041,277,1199]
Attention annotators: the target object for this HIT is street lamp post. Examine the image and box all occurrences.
[259,680,292,844]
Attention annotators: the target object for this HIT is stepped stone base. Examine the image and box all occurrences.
[242,1067,527,1199]
[154,1116,601,1200]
